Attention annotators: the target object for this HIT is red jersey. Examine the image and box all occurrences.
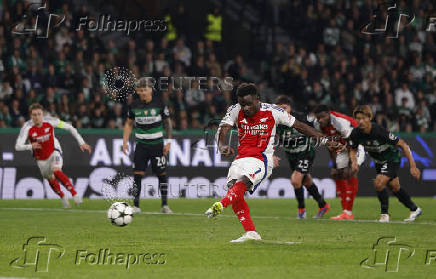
[314,110,356,144]
[219,103,296,162]
[27,122,56,160]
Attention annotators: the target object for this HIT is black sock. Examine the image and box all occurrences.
[133,174,142,208]
[392,188,417,211]
[376,188,389,214]
[294,187,305,209]
[158,175,168,206]
[306,183,326,208]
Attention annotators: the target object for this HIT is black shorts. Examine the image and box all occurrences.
[286,152,315,174]
[375,162,400,178]
[133,142,167,175]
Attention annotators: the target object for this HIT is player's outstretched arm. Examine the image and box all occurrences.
[292,119,343,150]
[57,120,91,153]
[163,118,173,156]
[397,139,420,180]
[123,118,134,155]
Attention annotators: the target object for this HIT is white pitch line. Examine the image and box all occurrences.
[0,207,435,226]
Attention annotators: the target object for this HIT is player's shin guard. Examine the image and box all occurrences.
[294,187,305,209]
[376,188,389,214]
[335,179,347,210]
[392,188,418,211]
[221,181,246,208]
[306,183,326,208]
[158,175,168,206]
[48,178,64,198]
[232,199,255,231]
[53,170,77,196]
[133,174,142,207]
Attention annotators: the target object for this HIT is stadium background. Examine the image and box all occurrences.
[0,0,435,199]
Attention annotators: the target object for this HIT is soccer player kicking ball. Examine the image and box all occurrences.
[313,105,365,220]
[123,78,173,214]
[15,103,92,208]
[274,96,330,219]
[205,83,342,242]
[348,105,422,223]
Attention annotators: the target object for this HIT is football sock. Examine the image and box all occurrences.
[220,181,247,208]
[232,199,255,231]
[348,176,359,199]
[48,178,64,198]
[376,188,389,214]
[158,175,168,206]
[306,183,326,208]
[343,182,354,212]
[392,188,418,211]
[294,187,305,209]
[133,174,142,207]
[53,170,77,196]
[335,179,347,211]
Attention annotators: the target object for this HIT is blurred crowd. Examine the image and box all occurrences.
[0,0,435,133]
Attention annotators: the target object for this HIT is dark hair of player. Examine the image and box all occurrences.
[275,95,293,107]
[313,104,330,114]
[236,83,259,97]
[353,105,373,120]
[29,103,43,113]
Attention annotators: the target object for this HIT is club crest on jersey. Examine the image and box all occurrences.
[44,128,50,133]
[260,117,268,123]
[144,110,149,116]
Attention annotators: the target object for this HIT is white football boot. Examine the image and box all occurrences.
[73,195,82,206]
[404,207,422,222]
[230,231,262,243]
[161,205,173,214]
[132,206,141,214]
[378,214,390,223]
[62,195,71,208]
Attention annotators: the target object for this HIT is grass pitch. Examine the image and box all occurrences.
[1,197,435,279]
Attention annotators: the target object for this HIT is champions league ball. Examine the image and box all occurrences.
[107,202,133,227]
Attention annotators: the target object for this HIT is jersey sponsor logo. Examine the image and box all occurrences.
[389,133,397,140]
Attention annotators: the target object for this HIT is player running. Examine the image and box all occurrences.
[313,105,365,220]
[15,103,92,208]
[349,105,422,222]
[205,83,342,242]
[274,96,330,219]
[123,77,173,214]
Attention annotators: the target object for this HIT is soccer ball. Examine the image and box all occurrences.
[107,202,133,227]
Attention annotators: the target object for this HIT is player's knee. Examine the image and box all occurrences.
[290,177,302,188]
[373,179,385,191]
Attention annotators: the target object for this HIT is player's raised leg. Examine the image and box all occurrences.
[302,175,330,218]
[388,177,422,222]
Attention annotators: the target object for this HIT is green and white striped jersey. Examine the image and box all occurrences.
[127,93,170,145]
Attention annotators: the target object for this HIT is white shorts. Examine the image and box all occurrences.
[36,151,63,179]
[227,157,273,192]
[336,145,365,169]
